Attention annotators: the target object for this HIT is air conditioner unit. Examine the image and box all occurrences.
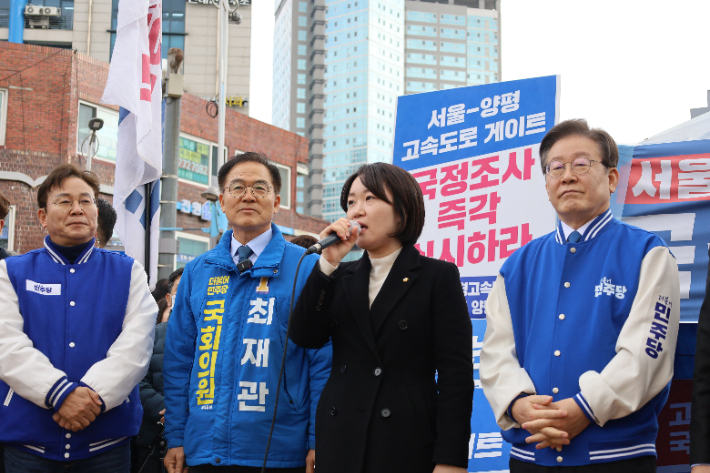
[40,6,61,16]
[24,5,42,16]
[28,16,50,28]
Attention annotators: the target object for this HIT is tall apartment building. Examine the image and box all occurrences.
[273,0,500,222]
[0,0,253,115]
[404,0,500,94]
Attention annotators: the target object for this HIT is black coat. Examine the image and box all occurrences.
[290,245,473,473]
[136,322,167,448]
[690,248,710,464]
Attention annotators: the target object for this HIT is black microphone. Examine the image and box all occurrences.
[237,259,253,274]
[305,221,360,255]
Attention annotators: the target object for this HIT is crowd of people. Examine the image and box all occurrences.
[0,118,708,473]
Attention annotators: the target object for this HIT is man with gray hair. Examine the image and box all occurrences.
[480,119,680,472]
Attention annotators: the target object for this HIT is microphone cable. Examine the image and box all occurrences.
[261,251,308,473]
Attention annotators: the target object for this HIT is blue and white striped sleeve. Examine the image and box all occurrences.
[0,260,71,409]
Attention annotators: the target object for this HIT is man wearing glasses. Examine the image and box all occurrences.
[0,164,157,471]
[480,119,680,472]
[163,153,331,473]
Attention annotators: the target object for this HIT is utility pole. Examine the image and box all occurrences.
[212,0,241,168]
[158,48,184,280]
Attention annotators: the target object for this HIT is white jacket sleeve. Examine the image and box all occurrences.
[0,260,68,408]
[579,246,680,426]
[479,274,536,430]
[82,260,157,411]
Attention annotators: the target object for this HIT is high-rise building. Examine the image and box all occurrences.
[0,0,253,115]
[404,0,500,94]
[273,0,500,222]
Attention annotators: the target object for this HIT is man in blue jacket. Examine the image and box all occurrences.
[480,120,680,471]
[0,164,157,471]
[163,153,331,473]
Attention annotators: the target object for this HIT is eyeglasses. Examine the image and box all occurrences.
[227,181,273,199]
[545,157,605,178]
[50,197,96,213]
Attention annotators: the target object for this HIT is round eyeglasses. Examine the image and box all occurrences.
[546,157,605,178]
[50,198,97,213]
[227,181,273,199]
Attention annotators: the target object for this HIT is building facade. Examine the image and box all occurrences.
[0,0,253,115]
[273,0,500,222]
[404,0,500,94]
[0,42,329,267]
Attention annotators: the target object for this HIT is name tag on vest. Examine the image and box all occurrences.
[26,280,61,296]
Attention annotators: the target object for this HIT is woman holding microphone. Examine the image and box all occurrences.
[290,163,473,473]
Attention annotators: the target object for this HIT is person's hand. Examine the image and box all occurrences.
[692,466,710,473]
[164,447,188,473]
[521,397,590,449]
[433,464,468,473]
[511,395,570,448]
[319,218,359,267]
[306,449,315,473]
[159,408,166,425]
[52,387,102,432]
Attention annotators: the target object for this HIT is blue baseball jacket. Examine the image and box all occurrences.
[163,225,332,468]
[0,237,157,461]
[480,211,680,466]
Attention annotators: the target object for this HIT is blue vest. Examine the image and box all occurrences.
[0,239,143,461]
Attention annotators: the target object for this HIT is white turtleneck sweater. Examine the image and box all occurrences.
[319,246,403,308]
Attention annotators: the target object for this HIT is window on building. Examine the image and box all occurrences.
[77,102,119,161]
[274,163,291,209]
[298,30,307,41]
[298,15,307,27]
[22,0,74,30]
[297,117,305,128]
[175,232,210,269]
[298,1,307,12]
[297,103,306,114]
[0,205,15,252]
[297,59,306,70]
[297,74,306,84]
[298,45,307,56]
[297,88,306,99]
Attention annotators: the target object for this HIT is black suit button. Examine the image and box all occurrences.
[340,365,347,373]
[373,367,382,377]
[215,458,221,464]
[399,320,407,330]
[330,407,337,416]
[381,408,391,418]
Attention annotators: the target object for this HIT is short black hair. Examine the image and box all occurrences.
[152,279,170,303]
[169,267,184,286]
[96,198,117,247]
[289,234,318,249]
[0,192,10,220]
[37,164,100,209]
[217,152,282,195]
[340,163,425,246]
[539,119,619,174]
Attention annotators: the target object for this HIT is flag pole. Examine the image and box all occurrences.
[144,181,152,280]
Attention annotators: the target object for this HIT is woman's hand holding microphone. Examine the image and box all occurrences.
[320,218,360,267]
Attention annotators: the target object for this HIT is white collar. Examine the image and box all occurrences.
[230,227,273,264]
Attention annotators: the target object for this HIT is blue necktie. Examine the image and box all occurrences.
[568,231,582,243]
[237,245,253,263]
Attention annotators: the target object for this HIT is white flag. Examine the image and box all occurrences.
[101,0,162,288]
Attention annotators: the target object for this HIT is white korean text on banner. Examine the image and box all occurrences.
[393,75,560,471]
[101,0,162,288]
